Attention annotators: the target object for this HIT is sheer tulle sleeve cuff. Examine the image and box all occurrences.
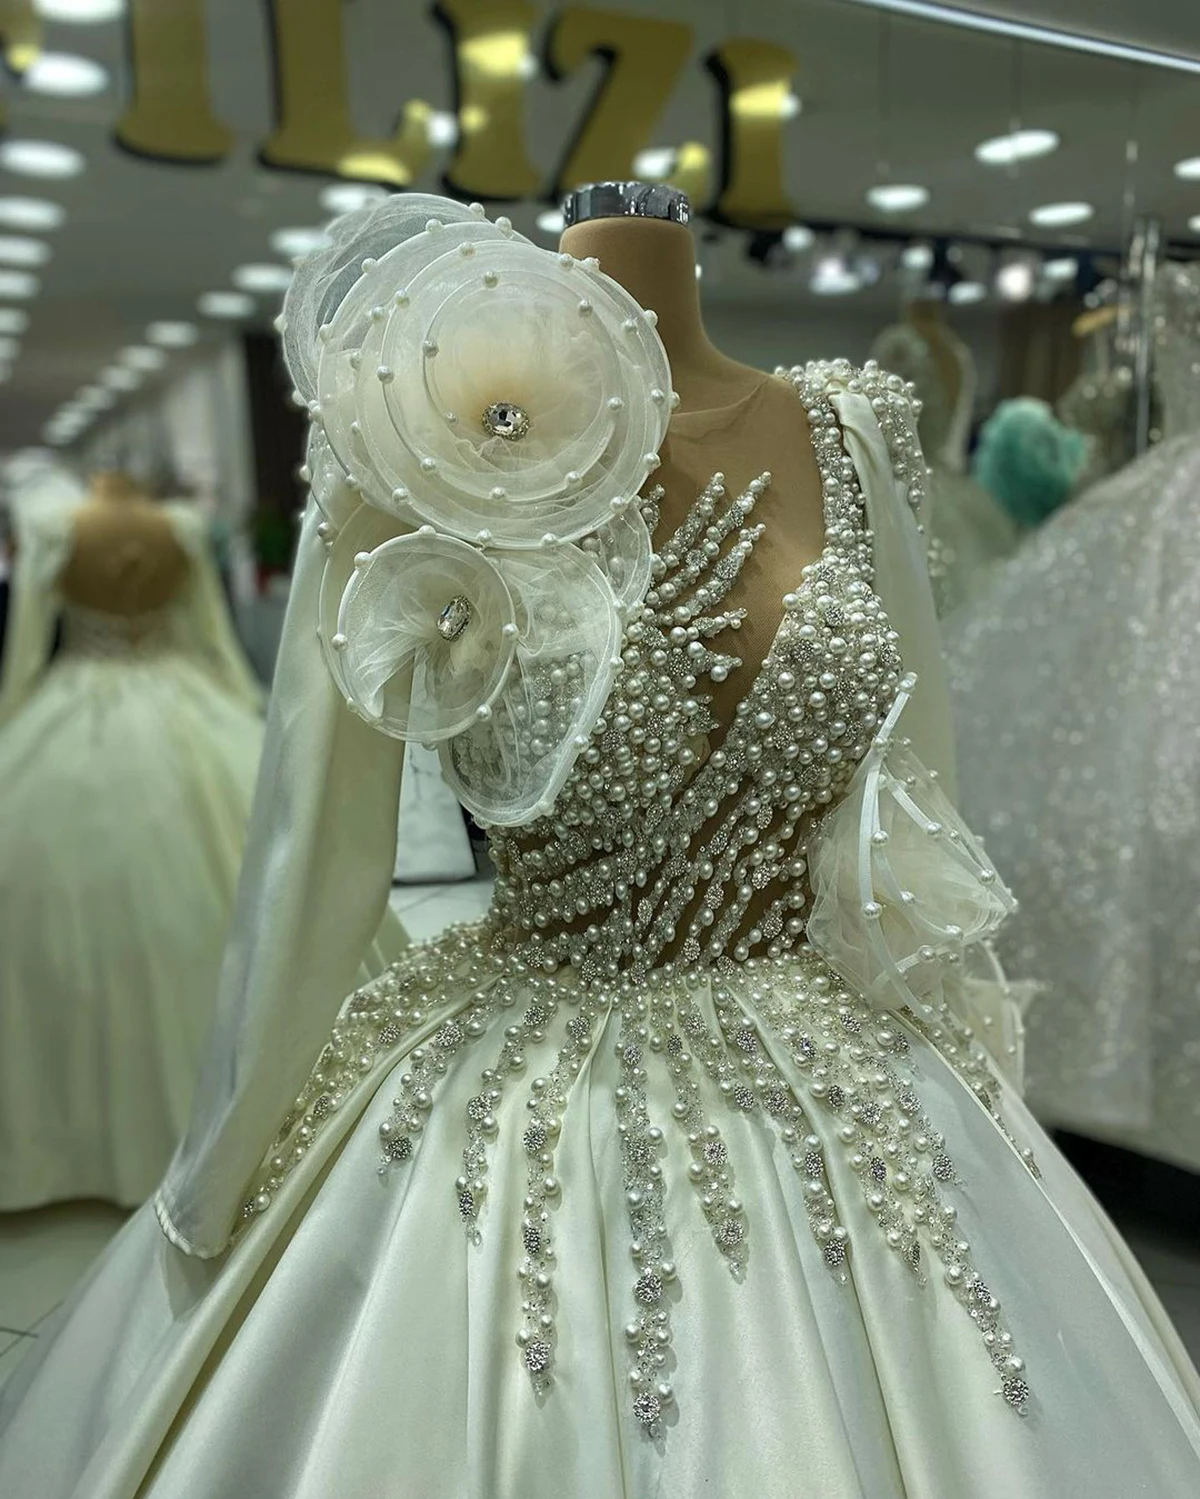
[806,678,1017,1025]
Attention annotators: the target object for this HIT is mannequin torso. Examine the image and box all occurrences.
[61,472,188,619]
[559,215,825,685]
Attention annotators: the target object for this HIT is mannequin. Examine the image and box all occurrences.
[60,468,188,618]
[560,182,826,677]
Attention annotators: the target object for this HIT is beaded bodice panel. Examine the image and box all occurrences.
[1154,262,1200,442]
[486,362,905,979]
[59,601,179,661]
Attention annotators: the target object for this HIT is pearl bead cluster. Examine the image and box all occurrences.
[238,360,1036,1432]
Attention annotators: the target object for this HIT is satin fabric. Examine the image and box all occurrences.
[2,957,1199,1498]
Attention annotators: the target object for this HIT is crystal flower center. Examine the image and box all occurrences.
[437,594,473,641]
[481,400,531,441]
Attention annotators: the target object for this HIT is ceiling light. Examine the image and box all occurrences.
[101,365,141,391]
[34,0,125,20]
[270,226,330,260]
[782,223,814,253]
[0,336,19,359]
[0,235,50,266]
[232,263,293,294]
[146,320,199,347]
[78,385,114,409]
[23,52,109,97]
[536,207,564,236]
[996,261,1035,300]
[949,280,987,304]
[901,242,933,270]
[0,308,29,333]
[0,140,86,179]
[0,270,38,298]
[1189,214,1200,235]
[974,128,1060,165]
[118,344,166,371]
[426,111,459,148]
[780,91,802,119]
[320,182,389,217]
[810,256,862,295]
[0,196,64,230]
[1174,158,1200,180]
[1029,200,1094,227]
[199,290,255,318]
[1043,255,1078,281]
[866,183,929,213]
[632,147,676,181]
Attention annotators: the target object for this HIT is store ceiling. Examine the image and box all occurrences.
[2,0,1200,448]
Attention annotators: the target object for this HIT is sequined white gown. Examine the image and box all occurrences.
[1,206,1197,1498]
[0,494,265,1208]
[946,262,1200,1173]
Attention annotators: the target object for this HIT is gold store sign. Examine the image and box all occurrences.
[2,0,800,228]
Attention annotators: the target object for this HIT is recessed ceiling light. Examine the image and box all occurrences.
[866,183,929,213]
[0,235,50,267]
[0,308,29,333]
[996,261,1035,300]
[0,336,20,359]
[780,92,802,120]
[0,270,38,298]
[101,365,142,391]
[974,128,1060,166]
[782,223,814,253]
[1029,200,1094,227]
[425,111,459,148]
[146,320,199,347]
[319,182,389,217]
[1174,157,1200,180]
[232,263,293,294]
[34,0,125,21]
[199,290,255,318]
[536,207,564,235]
[810,256,862,295]
[269,226,330,260]
[632,147,676,181]
[901,242,933,270]
[1189,213,1200,235]
[1043,255,1079,281]
[23,52,109,97]
[0,196,64,230]
[118,344,166,371]
[949,280,987,304]
[78,384,115,408]
[0,140,86,179]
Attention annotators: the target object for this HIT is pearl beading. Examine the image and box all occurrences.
[239,360,1036,1431]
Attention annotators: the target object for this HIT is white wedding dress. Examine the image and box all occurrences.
[870,321,1018,614]
[1,201,1198,1499]
[946,261,1200,1174]
[0,483,265,1208]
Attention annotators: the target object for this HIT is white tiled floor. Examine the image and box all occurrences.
[3,879,1200,1402]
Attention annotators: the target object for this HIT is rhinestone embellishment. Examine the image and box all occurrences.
[481,399,530,440]
[436,595,473,641]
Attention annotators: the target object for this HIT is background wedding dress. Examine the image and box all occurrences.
[870,320,1018,614]
[1,204,1197,1499]
[946,261,1200,1173]
[0,483,265,1207]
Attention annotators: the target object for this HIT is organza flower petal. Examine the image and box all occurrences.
[335,530,517,741]
[316,229,671,545]
[806,681,1017,1021]
[317,500,409,699]
[280,194,484,405]
[439,545,624,825]
[304,424,359,528]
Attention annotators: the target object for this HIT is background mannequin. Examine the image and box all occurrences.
[560,188,826,679]
[905,298,963,422]
[60,469,187,618]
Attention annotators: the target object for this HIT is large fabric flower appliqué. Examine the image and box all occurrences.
[285,196,672,825]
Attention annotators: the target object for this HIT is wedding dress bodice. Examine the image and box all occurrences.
[59,601,179,660]
[487,363,903,981]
